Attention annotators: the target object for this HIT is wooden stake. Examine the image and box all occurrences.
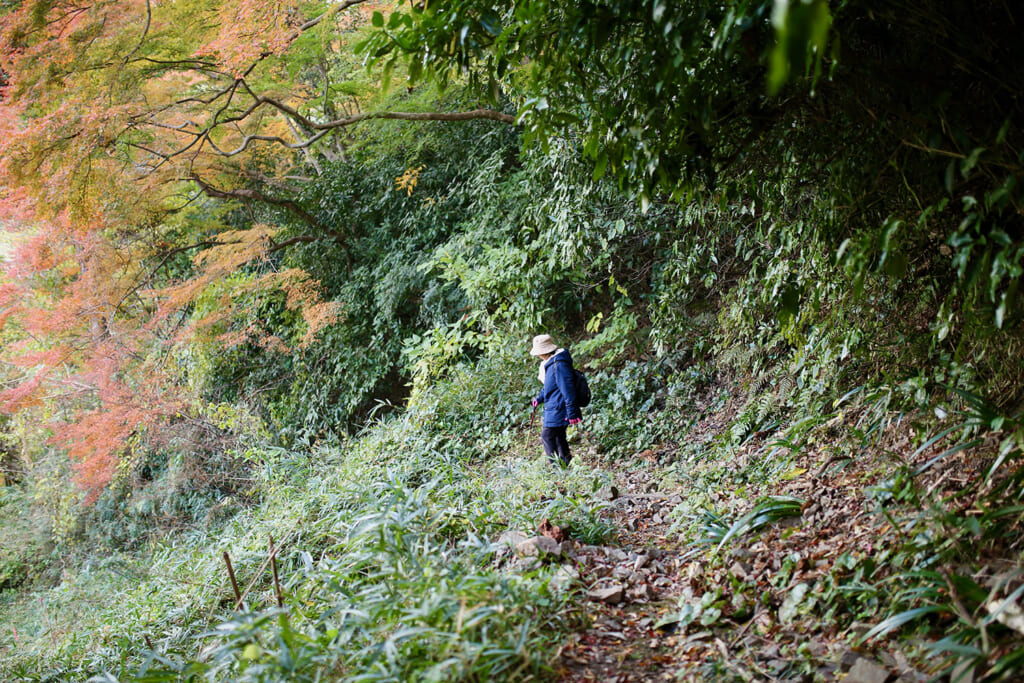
[232,545,277,610]
[222,551,241,605]
[270,535,283,608]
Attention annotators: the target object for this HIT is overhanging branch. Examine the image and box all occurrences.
[190,175,328,233]
[151,102,515,160]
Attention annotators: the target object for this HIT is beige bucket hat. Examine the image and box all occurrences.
[529,334,558,356]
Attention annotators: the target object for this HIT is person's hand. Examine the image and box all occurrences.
[568,417,582,426]
[531,399,539,407]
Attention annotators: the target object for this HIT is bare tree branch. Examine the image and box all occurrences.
[122,0,152,65]
[254,90,517,129]
[149,100,514,160]
[290,0,375,39]
[267,235,318,253]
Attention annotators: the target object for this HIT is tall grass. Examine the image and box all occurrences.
[1,383,613,681]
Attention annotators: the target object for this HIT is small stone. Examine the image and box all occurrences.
[627,583,653,601]
[516,536,563,558]
[595,485,620,501]
[548,565,580,592]
[845,657,894,683]
[588,584,626,604]
[605,548,628,562]
[496,530,529,552]
[634,554,650,571]
[839,649,860,670]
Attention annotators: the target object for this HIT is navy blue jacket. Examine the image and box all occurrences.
[534,349,582,427]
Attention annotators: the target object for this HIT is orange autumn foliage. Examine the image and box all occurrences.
[0,0,377,500]
[155,225,342,350]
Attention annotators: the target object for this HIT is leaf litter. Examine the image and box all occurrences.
[494,384,1015,682]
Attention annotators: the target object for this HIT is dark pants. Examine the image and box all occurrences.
[541,426,571,466]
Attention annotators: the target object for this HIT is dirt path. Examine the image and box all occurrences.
[546,430,958,683]
[555,465,689,682]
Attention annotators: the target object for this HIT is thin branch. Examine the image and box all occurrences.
[267,235,318,253]
[141,120,203,133]
[128,142,172,160]
[122,0,152,65]
[132,57,222,70]
[901,140,967,160]
[146,104,514,161]
[290,0,375,39]
[238,169,305,194]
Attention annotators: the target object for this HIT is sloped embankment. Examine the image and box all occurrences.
[496,383,1015,682]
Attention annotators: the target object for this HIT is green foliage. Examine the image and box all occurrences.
[123,476,567,682]
[7,1,1024,679]
[405,339,536,460]
[0,486,51,592]
[768,0,832,95]
[187,116,518,445]
[359,0,785,201]
[832,392,1024,679]
[354,0,1024,428]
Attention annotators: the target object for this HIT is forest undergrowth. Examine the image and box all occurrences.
[3,339,1024,681]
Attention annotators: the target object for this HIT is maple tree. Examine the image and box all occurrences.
[0,0,514,499]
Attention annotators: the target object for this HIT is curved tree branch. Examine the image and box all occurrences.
[189,175,328,233]
[255,91,517,129]
[267,235,318,254]
[122,0,152,65]
[152,103,515,160]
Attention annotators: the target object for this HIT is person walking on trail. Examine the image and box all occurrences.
[530,334,582,466]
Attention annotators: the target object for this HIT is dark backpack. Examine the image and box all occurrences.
[572,368,591,408]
